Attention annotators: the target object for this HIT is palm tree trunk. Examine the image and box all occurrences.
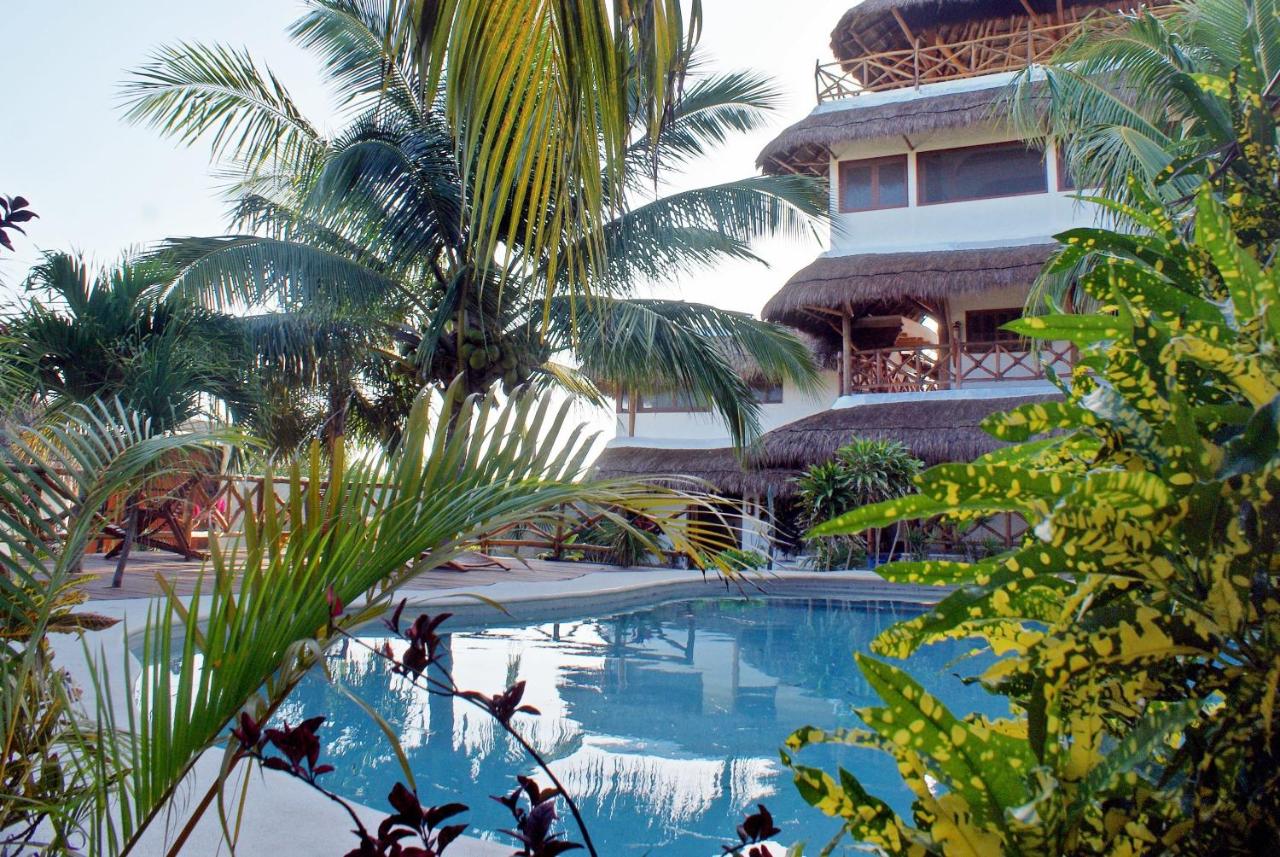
[111,492,141,588]
[323,382,349,461]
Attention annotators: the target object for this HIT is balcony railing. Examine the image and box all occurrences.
[815,4,1176,103]
[841,339,1076,395]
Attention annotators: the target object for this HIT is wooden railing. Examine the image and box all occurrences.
[167,477,679,563]
[842,339,1075,395]
[815,5,1176,102]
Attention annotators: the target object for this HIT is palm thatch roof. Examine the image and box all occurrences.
[591,392,1058,499]
[752,393,1059,495]
[590,445,793,498]
[762,244,1058,338]
[830,1,1155,65]
[758,83,1033,175]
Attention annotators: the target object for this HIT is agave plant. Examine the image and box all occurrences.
[120,0,823,452]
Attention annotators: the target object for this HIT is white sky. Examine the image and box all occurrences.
[1,0,854,313]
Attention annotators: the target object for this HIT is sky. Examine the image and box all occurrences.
[1,0,853,311]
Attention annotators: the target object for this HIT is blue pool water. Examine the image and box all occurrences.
[278,596,1003,853]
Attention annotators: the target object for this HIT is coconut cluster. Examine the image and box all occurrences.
[455,327,538,392]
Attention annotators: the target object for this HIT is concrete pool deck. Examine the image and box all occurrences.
[52,553,943,856]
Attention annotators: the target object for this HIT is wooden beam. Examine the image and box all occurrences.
[848,29,876,57]
[841,306,853,397]
[932,33,967,74]
[890,7,917,44]
[798,304,847,318]
[908,297,940,320]
[1018,0,1041,25]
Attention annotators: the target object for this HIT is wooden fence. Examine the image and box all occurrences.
[98,475,683,564]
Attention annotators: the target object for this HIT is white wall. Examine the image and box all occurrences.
[946,282,1031,321]
[824,119,1095,256]
[611,370,839,447]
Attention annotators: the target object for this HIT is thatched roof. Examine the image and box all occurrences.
[757,83,1040,175]
[830,1,1156,65]
[590,445,793,498]
[752,393,1060,493]
[592,392,1058,499]
[762,244,1058,338]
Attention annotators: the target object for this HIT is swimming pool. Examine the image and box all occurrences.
[276,595,1002,853]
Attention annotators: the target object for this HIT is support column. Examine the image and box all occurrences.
[938,303,952,389]
[952,320,964,389]
[841,306,853,397]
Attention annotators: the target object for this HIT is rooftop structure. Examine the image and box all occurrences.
[818,0,1177,102]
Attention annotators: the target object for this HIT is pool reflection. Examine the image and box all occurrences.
[279,597,1003,854]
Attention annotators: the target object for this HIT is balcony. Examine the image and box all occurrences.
[839,339,1076,395]
[815,4,1176,103]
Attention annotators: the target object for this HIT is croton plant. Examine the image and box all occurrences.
[783,151,1280,856]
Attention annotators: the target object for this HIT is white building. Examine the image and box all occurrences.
[593,0,1172,555]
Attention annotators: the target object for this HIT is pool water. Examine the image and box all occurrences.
[277,596,1002,853]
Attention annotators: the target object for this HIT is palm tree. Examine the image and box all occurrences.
[6,252,254,434]
[121,0,824,450]
[1009,0,1280,309]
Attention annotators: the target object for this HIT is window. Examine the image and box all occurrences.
[917,142,1047,205]
[750,381,784,404]
[965,308,1024,344]
[643,389,708,412]
[1057,145,1078,191]
[838,155,908,212]
[615,389,709,413]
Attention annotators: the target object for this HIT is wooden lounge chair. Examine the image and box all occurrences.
[102,446,227,586]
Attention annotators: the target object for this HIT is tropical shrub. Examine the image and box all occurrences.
[43,382,742,856]
[7,252,254,433]
[0,400,229,853]
[0,195,36,253]
[577,514,663,567]
[794,438,921,570]
[782,161,1280,857]
[719,547,769,571]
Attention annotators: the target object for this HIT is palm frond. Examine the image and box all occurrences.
[627,67,782,178]
[1008,8,1222,206]
[75,380,735,855]
[535,360,608,407]
[121,42,323,171]
[308,117,464,266]
[592,174,826,290]
[548,296,820,447]
[155,235,403,314]
[290,0,427,124]
[412,0,700,296]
